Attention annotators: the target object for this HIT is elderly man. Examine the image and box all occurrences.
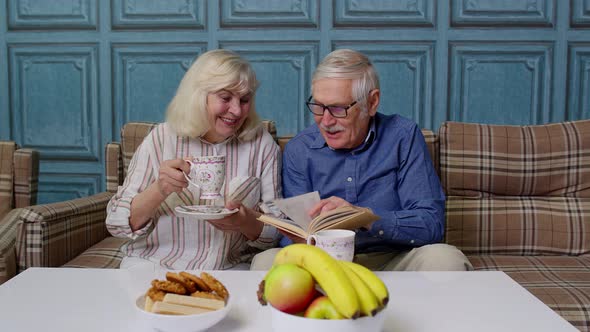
[252,49,472,271]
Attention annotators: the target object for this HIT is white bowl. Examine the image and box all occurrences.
[134,295,232,332]
[269,304,387,332]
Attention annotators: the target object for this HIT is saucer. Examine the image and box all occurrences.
[175,205,239,220]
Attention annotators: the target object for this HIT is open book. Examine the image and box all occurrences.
[257,192,379,239]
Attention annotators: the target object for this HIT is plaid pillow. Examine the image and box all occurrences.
[421,129,438,173]
[440,120,590,197]
[440,120,590,255]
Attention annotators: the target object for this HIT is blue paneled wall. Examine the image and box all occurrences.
[0,0,589,204]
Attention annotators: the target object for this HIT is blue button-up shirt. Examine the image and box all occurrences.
[280,113,445,253]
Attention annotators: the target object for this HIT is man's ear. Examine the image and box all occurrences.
[367,89,380,116]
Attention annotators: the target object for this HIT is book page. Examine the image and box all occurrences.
[309,206,379,234]
[257,214,309,239]
[272,191,320,231]
[309,206,357,228]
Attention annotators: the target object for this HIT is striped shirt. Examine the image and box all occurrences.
[106,122,282,270]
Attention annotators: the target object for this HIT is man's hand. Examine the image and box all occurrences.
[156,159,190,198]
[206,200,263,241]
[308,196,352,218]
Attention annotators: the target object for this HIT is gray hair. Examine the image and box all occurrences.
[312,49,380,114]
[166,49,261,141]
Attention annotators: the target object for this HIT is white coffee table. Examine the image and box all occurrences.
[0,268,576,332]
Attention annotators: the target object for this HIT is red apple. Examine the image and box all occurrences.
[304,296,345,319]
[264,263,316,314]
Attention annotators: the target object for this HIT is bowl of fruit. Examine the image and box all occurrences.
[257,244,389,332]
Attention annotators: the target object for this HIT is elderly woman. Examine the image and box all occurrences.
[106,49,281,270]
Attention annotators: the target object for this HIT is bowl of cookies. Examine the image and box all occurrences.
[135,271,232,332]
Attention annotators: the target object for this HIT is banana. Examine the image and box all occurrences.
[338,261,381,316]
[340,261,389,307]
[273,244,360,319]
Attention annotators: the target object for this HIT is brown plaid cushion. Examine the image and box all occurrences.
[260,120,277,141]
[105,143,123,193]
[0,208,21,284]
[62,236,128,269]
[0,142,17,220]
[120,120,278,179]
[421,129,438,171]
[13,148,39,208]
[469,254,590,331]
[440,120,590,197]
[446,196,590,255]
[121,122,158,178]
[15,192,113,272]
[441,120,590,255]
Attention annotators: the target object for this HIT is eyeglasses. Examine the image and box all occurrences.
[305,96,357,118]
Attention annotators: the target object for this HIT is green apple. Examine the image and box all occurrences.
[264,263,316,314]
[304,296,345,319]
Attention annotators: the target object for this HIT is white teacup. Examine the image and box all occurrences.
[307,229,355,262]
[184,155,225,200]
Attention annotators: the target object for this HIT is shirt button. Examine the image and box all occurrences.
[347,177,353,182]
[410,240,415,244]
[378,230,384,236]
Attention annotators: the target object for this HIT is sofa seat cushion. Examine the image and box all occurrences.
[446,196,590,255]
[469,254,590,331]
[62,237,128,269]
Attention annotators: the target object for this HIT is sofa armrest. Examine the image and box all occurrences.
[0,208,23,285]
[14,192,113,272]
[105,142,122,193]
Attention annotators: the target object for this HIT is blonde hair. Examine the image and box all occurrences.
[312,49,379,114]
[166,49,261,141]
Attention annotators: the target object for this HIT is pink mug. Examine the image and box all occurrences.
[184,155,225,200]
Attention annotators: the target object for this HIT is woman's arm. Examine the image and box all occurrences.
[129,159,190,231]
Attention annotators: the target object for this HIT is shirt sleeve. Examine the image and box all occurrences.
[368,125,445,246]
[278,138,314,247]
[105,128,161,240]
[282,139,313,198]
[246,133,283,249]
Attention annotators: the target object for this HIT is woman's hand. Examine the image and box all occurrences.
[129,158,189,231]
[206,200,263,241]
[308,196,352,218]
[156,159,190,198]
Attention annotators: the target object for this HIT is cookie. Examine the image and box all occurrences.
[146,287,166,302]
[180,271,211,292]
[166,272,197,293]
[200,272,229,300]
[151,279,187,295]
[191,290,224,301]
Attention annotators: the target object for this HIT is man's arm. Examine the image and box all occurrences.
[279,141,314,245]
[282,142,312,199]
[366,125,445,247]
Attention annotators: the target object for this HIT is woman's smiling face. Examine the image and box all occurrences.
[203,89,252,143]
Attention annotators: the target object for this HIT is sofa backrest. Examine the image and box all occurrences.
[0,142,17,218]
[440,121,590,198]
[117,121,278,180]
[440,120,590,256]
[0,141,39,220]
